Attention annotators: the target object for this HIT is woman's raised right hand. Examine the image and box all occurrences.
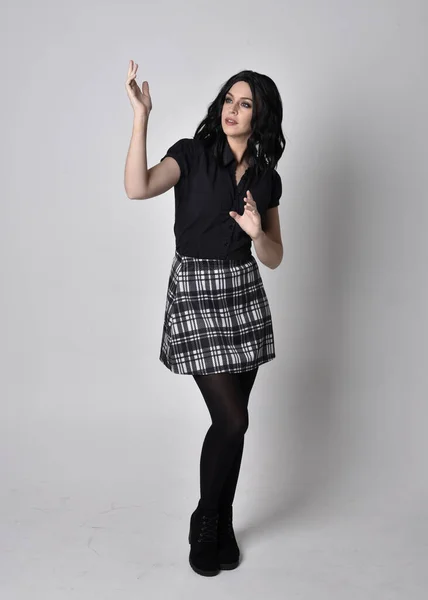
[125,60,152,117]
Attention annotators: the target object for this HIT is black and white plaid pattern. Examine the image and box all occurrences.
[159,251,276,375]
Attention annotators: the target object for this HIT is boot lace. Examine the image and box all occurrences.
[197,514,219,543]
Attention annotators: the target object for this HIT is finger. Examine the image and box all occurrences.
[126,65,136,82]
[126,67,138,86]
[245,203,258,214]
[129,60,137,77]
[244,196,257,208]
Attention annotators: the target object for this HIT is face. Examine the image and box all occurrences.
[221,81,253,139]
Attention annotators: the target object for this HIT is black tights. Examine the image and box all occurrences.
[192,367,259,511]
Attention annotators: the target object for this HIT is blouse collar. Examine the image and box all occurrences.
[222,138,255,169]
[222,139,235,166]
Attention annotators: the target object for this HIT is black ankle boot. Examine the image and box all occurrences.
[188,501,220,576]
[217,504,240,570]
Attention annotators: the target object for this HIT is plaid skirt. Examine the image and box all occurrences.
[159,250,276,375]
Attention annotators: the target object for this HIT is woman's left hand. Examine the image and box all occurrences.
[229,190,263,240]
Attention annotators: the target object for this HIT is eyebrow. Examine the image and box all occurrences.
[226,92,253,101]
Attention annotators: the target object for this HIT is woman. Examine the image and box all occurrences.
[124,61,285,577]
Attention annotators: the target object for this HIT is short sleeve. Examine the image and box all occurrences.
[268,170,282,209]
[160,138,195,179]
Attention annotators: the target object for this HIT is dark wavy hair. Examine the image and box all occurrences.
[193,70,285,177]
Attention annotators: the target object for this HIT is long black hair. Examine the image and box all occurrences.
[193,70,285,177]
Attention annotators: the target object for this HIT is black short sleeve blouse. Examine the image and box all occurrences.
[161,137,282,260]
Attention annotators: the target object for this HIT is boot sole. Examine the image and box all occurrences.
[219,560,240,570]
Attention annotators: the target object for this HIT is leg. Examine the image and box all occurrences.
[192,371,249,511]
[218,367,259,508]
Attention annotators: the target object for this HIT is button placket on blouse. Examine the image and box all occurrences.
[221,160,251,253]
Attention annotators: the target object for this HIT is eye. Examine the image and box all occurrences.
[225,97,252,109]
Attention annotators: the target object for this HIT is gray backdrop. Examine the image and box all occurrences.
[1,0,427,598]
